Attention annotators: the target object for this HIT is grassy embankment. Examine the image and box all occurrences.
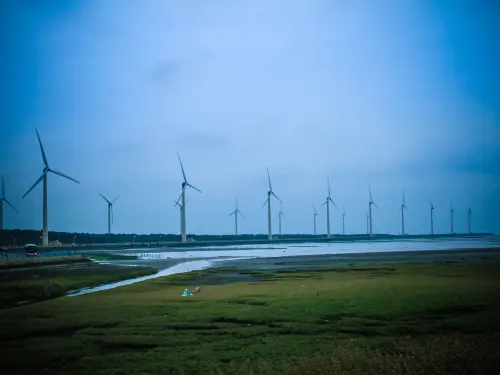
[0,254,155,309]
[0,261,499,375]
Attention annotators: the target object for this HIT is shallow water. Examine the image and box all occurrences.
[69,236,499,296]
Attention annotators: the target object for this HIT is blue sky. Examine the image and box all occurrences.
[1,0,499,235]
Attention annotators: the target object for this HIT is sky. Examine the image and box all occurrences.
[1,0,499,236]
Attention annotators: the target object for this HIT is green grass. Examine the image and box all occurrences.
[0,262,499,374]
[86,253,139,261]
[0,263,156,309]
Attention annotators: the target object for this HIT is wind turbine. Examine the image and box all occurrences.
[1,175,19,230]
[313,205,319,235]
[430,201,435,235]
[450,200,455,234]
[98,193,120,234]
[341,206,346,235]
[399,191,408,235]
[277,203,285,236]
[321,178,339,238]
[368,186,378,236]
[468,206,472,234]
[365,212,369,235]
[177,153,202,243]
[22,129,80,246]
[229,197,245,235]
[262,168,282,240]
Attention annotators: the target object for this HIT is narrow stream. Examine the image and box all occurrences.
[67,257,253,296]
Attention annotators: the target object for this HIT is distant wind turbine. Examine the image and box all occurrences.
[450,200,455,234]
[399,191,408,235]
[322,178,339,238]
[341,206,346,235]
[277,203,285,236]
[0,174,19,230]
[430,201,435,235]
[177,153,202,242]
[98,193,120,234]
[313,205,319,235]
[22,129,80,246]
[368,186,378,236]
[468,206,472,234]
[262,168,282,241]
[229,197,245,235]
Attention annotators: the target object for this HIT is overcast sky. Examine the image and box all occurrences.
[2,0,499,236]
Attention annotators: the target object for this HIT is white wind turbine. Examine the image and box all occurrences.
[22,129,80,246]
[313,205,319,235]
[98,193,120,234]
[229,197,245,235]
[341,206,346,235]
[321,178,339,238]
[430,201,435,235]
[1,174,19,230]
[277,203,285,236]
[262,168,282,241]
[399,191,408,235]
[177,153,202,243]
[368,186,378,236]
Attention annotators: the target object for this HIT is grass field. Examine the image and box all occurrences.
[0,261,156,310]
[0,261,499,374]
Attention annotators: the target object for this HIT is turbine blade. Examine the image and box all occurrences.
[174,193,182,207]
[186,183,202,194]
[50,169,80,184]
[177,152,187,182]
[369,185,373,201]
[266,168,272,191]
[36,129,49,168]
[22,173,45,198]
[173,200,181,207]
[99,193,112,205]
[4,198,19,214]
[112,193,121,204]
[262,198,269,208]
[330,199,339,211]
[229,211,235,216]
[321,200,327,207]
[328,178,331,198]
[272,192,283,204]
[238,210,245,219]
[372,201,378,209]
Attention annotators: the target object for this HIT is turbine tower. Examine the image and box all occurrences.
[174,193,188,236]
[277,203,285,236]
[368,186,378,236]
[22,129,80,246]
[341,206,346,235]
[98,193,120,234]
[313,205,319,235]
[399,191,408,235]
[430,201,435,235]
[262,168,282,241]
[177,153,202,243]
[450,201,455,234]
[321,178,338,238]
[365,212,369,235]
[229,197,245,235]
[468,206,472,234]
[0,175,19,230]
